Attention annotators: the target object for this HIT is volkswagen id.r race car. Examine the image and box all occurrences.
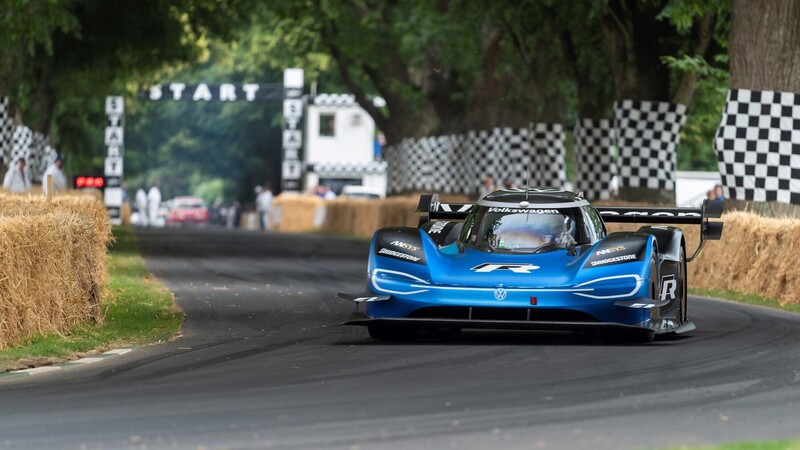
[339,189,724,342]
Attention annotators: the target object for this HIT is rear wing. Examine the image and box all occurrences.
[416,194,473,221]
[596,200,724,261]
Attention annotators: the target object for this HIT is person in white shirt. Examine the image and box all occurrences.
[135,187,149,226]
[42,155,67,195]
[255,185,274,230]
[148,184,162,227]
[3,158,32,193]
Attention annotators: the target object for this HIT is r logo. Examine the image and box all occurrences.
[659,275,677,301]
[471,263,540,274]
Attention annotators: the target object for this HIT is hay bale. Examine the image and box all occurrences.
[0,212,101,348]
[0,193,111,349]
[688,212,800,305]
[272,194,325,233]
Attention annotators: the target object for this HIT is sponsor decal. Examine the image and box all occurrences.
[471,263,540,274]
[659,275,677,301]
[428,221,450,234]
[353,296,387,303]
[589,254,637,267]
[494,287,508,301]
[487,207,560,214]
[596,245,626,256]
[390,240,420,252]
[599,210,701,218]
[378,248,421,262]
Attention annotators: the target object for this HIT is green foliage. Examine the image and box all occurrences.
[194,178,237,203]
[665,54,729,170]
[2,0,743,198]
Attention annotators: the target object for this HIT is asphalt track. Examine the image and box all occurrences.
[1,227,799,449]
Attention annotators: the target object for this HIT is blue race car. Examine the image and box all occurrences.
[339,189,723,342]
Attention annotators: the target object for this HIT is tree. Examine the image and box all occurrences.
[729,0,800,92]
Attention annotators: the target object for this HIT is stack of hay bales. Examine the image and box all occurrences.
[320,194,471,237]
[0,193,111,349]
[271,194,325,232]
[687,212,800,305]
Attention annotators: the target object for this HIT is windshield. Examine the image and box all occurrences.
[461,206,600,253]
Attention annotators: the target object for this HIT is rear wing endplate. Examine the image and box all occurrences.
[596,199,724,261]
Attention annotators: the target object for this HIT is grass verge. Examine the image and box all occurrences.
[689,287,800,314]
[0,226,182,372]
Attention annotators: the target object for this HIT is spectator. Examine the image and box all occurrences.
[148,184,162,227]
[255,185,274,230]
[478,175,495,198]
[609,175,619,199]
[503,177,519,190]
[706,189,715,201]
[714,184,725,201]
[42,155,67,195]
[135,187,149,226]
[3,158,32,193]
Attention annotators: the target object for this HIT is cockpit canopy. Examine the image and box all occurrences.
[459,192,606,253]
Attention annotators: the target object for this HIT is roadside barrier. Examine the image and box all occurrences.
[0,193,111,349]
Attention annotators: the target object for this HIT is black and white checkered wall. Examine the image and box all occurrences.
[614,100,687,191]
[714,88,800,204]
[0,97,12,166]
[29,131,48,181]
[575,118,616,201]
[467,130,495,191]
[530,123,566,189]
[385,126,566,195]
[10,125,33,167]
[491,127,530,188]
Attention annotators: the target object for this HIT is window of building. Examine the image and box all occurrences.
[319,113,335,137]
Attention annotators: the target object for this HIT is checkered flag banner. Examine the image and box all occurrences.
[575,118,616,201]
[491,127,530,188]
[10,125,33,166]
[468,129,495,192]
[405,137,431,191]
[0,97,13,166]
[614,100,687,191]
[384,143,405,194]
[427,135,468,194]
[714,89,800,204]
[530,123,566,189]
[29,132,48,182]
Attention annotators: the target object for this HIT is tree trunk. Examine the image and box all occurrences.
[730,0,800,92]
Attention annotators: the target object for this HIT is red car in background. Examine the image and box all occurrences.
[167,196,209,226]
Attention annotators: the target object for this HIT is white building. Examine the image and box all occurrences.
[304,93,387,196]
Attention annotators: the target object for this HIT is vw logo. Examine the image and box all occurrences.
[493,287,508,301]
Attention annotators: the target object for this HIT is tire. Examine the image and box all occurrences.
[367,324,417,341]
